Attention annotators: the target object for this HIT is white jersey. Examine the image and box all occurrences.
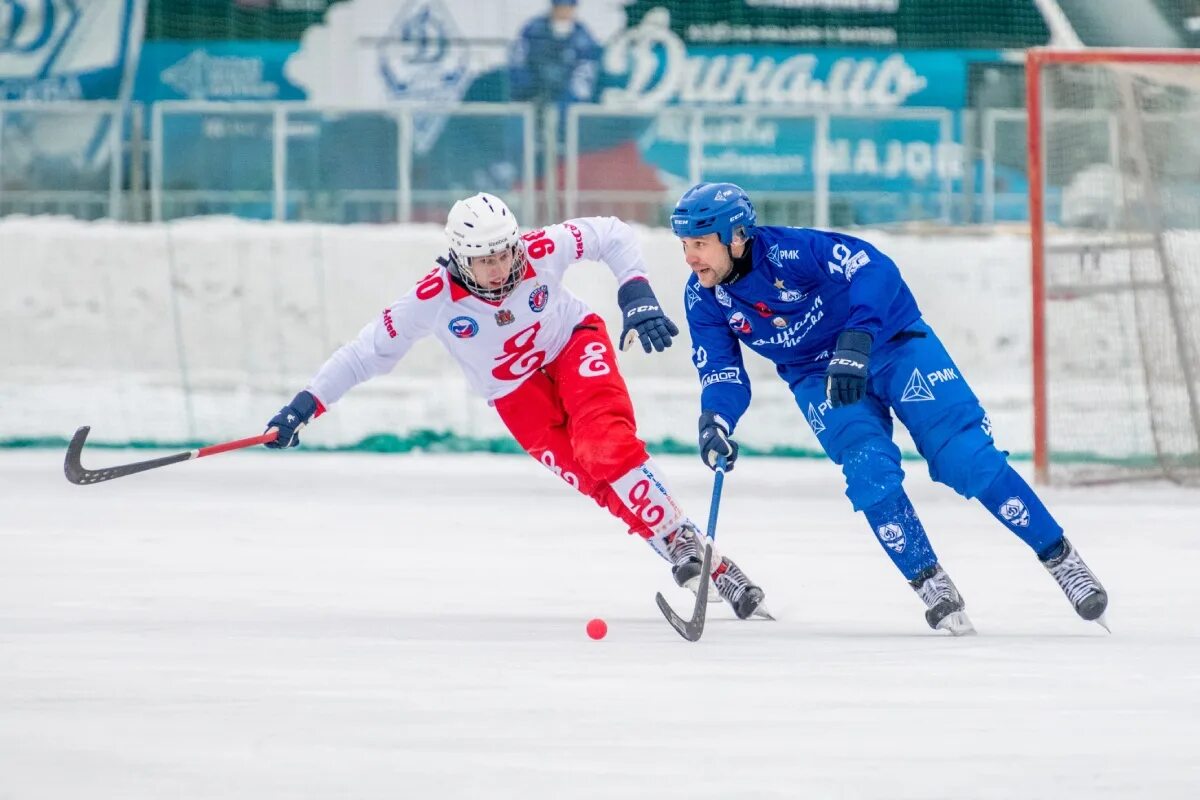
[307,217,650,405]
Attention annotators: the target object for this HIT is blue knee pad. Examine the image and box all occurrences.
[927,433,1008,499]
[919,406,1007,500]
[841,440,905,513]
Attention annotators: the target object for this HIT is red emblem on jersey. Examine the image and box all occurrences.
[492,323,546,380]
[495,309,516,326]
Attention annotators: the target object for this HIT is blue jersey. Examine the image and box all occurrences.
[685,226,922,427]
[508,17,601,105]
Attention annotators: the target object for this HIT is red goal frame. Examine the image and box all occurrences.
[1025,47,1200,483]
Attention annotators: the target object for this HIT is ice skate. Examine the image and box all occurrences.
[1040,537,1109,630]
[712,556,773,620]
[910,564,975,636]
[664,523,720,604]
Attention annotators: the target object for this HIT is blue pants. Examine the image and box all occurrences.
[785,320,1062,579]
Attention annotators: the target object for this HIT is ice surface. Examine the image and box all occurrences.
[2,450,1198,798]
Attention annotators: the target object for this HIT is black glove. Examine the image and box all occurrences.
[617,279,679,353]
[825,329,873,408]
[698,410,738,472]
[265,390,319,449]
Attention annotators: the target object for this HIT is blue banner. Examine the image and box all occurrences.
[134,41,307,103]
[599,9,998,111]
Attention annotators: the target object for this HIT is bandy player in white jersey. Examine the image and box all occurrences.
[264,193,768,620]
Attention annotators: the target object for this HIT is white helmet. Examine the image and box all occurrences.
[444,192,526,301]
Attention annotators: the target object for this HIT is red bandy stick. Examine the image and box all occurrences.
[64,426,284,485]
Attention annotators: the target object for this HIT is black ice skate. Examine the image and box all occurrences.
[665,522,702,587]
[910,564,976,636]
[664,523,721,605]
[712,557,773,620]
[1040,537,1109,630]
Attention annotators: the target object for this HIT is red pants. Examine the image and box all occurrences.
[494,314,654,538]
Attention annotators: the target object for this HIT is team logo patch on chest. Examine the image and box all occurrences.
[528,284,549,312]
[448,316,479,339]
[495,309,516,326]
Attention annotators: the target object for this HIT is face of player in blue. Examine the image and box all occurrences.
[679,233,747,288]
[550,5,576,37]
[468,249,516,291]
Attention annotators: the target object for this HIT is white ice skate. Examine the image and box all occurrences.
[910,564,976,636]
[1041,537,1110,632]
[712,556,774,621]
[664,523,721,605]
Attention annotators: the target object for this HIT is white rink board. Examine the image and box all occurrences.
[2,450,1198,799]
[1,217,1032,455]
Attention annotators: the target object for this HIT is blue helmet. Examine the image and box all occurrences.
[669,182,756,244]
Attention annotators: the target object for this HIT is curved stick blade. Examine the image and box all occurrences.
[63,426,93,485]
[64,426,191,485]
[655,543,713,642]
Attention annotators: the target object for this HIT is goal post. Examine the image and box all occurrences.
[1027,48,1200,486]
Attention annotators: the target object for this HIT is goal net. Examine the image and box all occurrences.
[1028,49,1200,485]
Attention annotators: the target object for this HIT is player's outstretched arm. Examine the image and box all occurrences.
[263,275,438,450]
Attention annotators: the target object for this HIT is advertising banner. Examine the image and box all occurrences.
[619,0,1049,49]
[135,41,306,102]
[139,1,1027,223]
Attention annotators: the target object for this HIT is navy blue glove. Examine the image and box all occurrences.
[265,390,319,449]
[698,410,738,472]
[825,329,873,408]
[617,279,679,353]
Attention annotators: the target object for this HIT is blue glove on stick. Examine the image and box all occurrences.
[265,390,320,449]
[698,410,738,472]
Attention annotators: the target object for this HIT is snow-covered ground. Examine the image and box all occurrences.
[3,449,1198,799]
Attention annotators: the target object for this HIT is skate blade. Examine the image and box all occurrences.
[682,575,723,604]
[936,611,977,636]
[1093,613,1111,633]
[749,605,776,621]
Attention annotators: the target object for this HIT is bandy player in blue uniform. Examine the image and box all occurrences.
[670,182,1109,635]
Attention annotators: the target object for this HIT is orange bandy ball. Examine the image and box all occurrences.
[586,618,608,640]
